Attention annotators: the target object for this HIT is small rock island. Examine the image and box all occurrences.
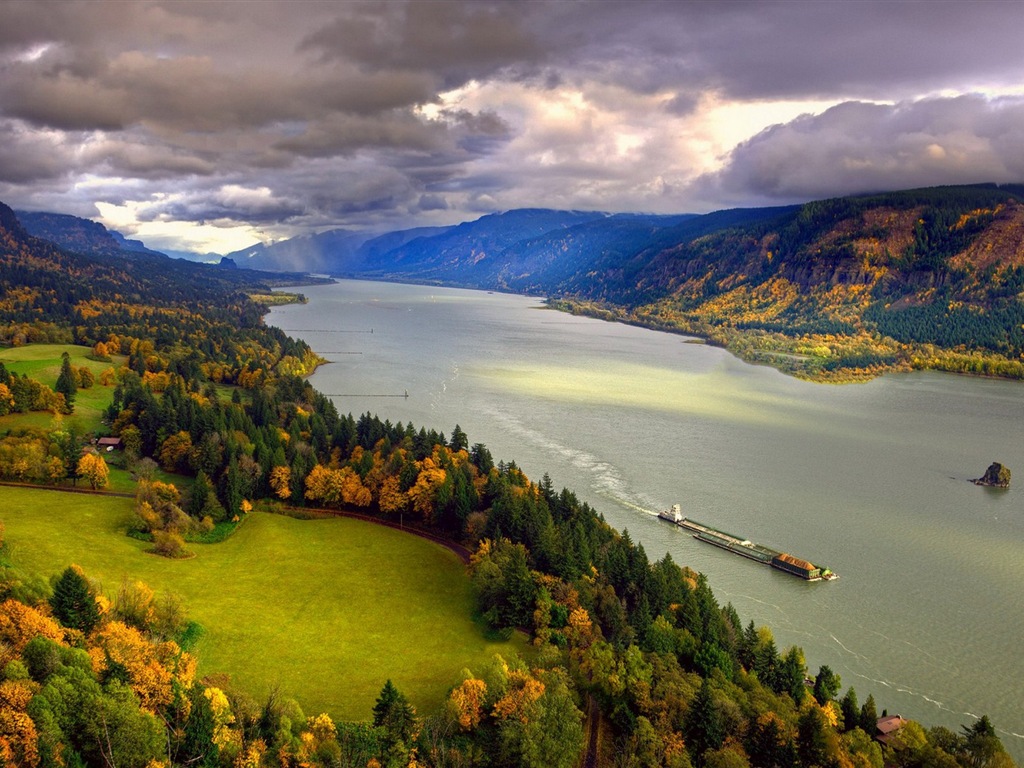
[973,462,1011,488]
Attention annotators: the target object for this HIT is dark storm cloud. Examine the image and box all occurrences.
[0,122,75,183]
[699,95,1024,204]
[301,1,544,88]
[543,1,1024,101]
[2,0,1024,244]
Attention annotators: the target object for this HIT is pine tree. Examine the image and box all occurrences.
[55,351,77,413]
[685,678,724,766]
[860,694,878,734]
[175,685,219,768]
[449,424,468,452]
[189,471,215,518]
[840,687,859,732]
[813,664,841,705]
[372,679,416,747]
[49,565,100,633]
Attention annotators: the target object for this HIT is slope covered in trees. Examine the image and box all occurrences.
[1,203,322,385]
[29,183,1024,380]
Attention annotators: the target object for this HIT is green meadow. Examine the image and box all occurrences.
[0,486,524,721]
[0,343,123,434]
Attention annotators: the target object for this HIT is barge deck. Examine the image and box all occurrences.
[657,510,836,581]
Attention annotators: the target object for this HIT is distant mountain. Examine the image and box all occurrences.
[544,184,1024,378]
[353,208,609,281]
[227,229,369,273]
[350,226,451,268]
[341,208,711,293]
[16,183,1024,380]
[108,229,167,257]
[16,210,168,260]
[0,198,320,384]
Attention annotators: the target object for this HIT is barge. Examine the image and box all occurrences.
[657,508,836,581]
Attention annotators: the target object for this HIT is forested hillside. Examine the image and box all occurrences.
[573,184,1024,379]
[1,203,321,383]
[27,183,1024,381]
[0,196,1017,768]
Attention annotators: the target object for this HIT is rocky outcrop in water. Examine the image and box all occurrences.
[973,462,1011,488]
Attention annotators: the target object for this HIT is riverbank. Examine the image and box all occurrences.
[546,296,1024,384]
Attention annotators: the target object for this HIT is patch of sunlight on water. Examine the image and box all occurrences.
[473,360,812,427]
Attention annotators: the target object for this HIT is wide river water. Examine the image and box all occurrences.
[269,279,1023,755]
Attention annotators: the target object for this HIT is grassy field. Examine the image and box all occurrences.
[0,486,524,721]
[0,343,123,434]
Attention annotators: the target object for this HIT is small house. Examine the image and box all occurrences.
[876,714,908,745]
[97,437,122,451]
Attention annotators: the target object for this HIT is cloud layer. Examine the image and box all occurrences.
[2,0,1024,251]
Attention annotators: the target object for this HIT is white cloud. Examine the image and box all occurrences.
[697,95,1024,205]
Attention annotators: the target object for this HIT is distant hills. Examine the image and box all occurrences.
[0,200,325,353]
[15,210,168,260]
[11,183,1024,380]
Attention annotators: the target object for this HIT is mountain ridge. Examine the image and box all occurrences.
[13,183,1024,380]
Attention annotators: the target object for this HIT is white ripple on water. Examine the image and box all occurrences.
[429,360,460,413]
[481,405,657,514]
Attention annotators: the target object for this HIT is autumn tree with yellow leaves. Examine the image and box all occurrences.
[76,451,109,490]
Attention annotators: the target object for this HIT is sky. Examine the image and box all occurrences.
[3,0,1024,254]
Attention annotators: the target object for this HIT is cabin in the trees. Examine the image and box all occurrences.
[875,715,908,745]
[97,437,122,451]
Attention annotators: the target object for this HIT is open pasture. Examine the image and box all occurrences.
[0,486,520,720]
[0,343,122,434]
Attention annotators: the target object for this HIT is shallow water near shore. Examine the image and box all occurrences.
[270,279,1024,756]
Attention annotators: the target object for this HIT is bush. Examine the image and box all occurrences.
[151,530,190,559]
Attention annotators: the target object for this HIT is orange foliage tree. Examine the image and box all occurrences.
[76,451,109,490]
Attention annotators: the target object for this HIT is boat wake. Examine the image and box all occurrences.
[481,407,657,514]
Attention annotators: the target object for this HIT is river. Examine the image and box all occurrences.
[268,279,1024,756]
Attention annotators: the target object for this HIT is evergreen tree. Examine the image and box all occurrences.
[449,424,468,452]
[189,471,216,519]
[685,678,724,766]
[797,704,835,768]
[779,646,806,704]
[49,565,100,633]
[53,426,82,484]
[813,664,841,705]
[860,694,879,734]
[961,715,1005,768]
[470,443,494,474]
[55,351,77,412]
[372,679,416,750]
[839,687,859,732]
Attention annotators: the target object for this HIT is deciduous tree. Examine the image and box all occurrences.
[76,452,109,490]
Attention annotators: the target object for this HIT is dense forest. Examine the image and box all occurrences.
[0,198,1018,768]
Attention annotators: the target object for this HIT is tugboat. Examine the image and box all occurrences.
[658,504,684,526]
